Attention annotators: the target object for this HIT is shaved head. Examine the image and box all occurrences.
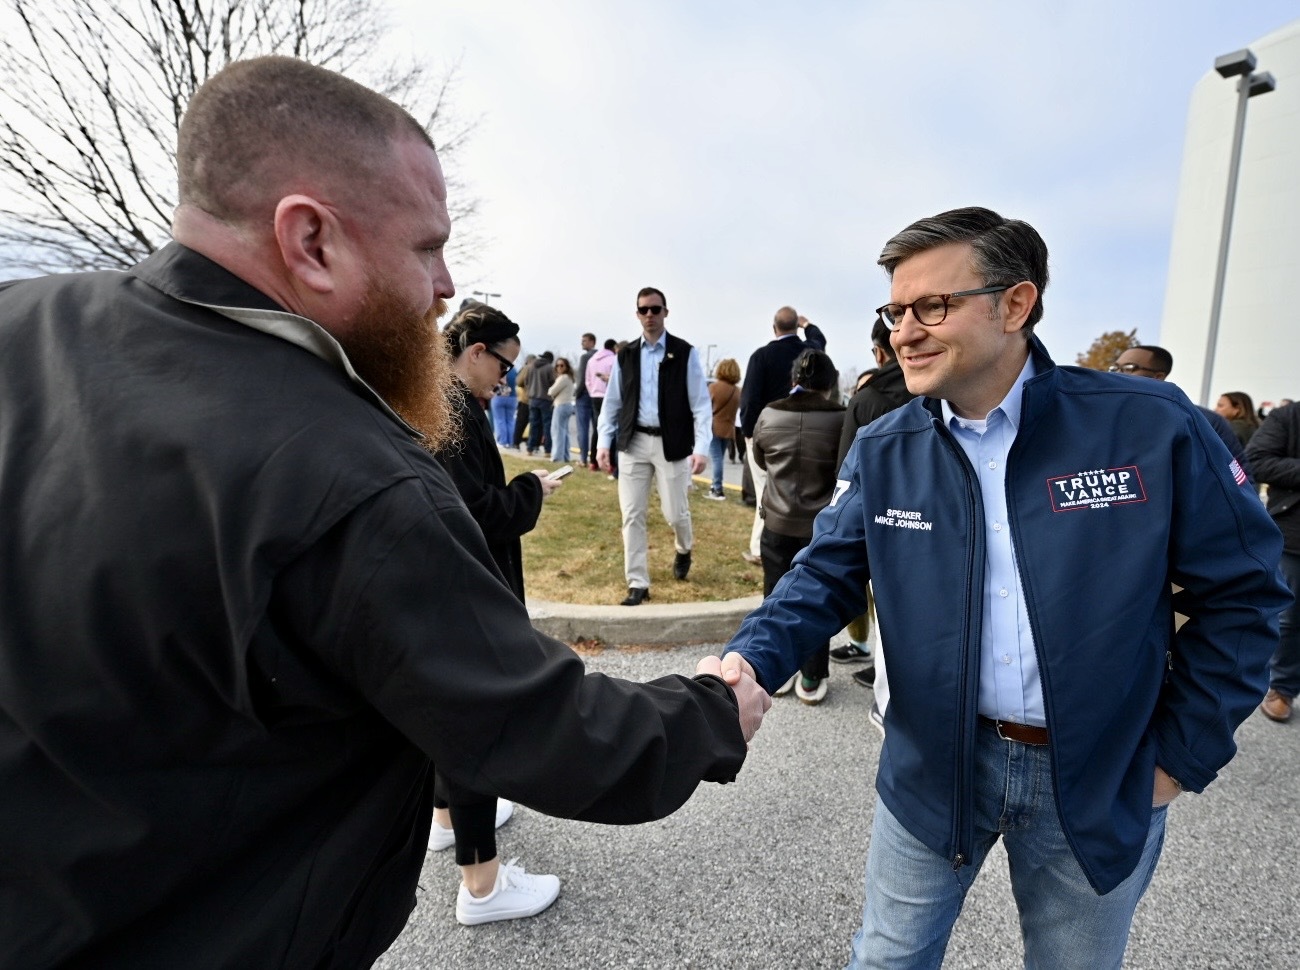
[178,55,432,224]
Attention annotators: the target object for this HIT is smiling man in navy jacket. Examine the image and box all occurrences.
[713,207,1289,969]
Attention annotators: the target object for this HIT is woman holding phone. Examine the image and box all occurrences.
[432,302,563,925]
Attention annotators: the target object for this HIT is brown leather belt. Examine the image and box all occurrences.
[980,716,1049,746]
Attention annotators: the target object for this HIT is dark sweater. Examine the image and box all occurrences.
[739,324,827,438]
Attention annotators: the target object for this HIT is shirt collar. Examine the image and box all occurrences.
[642,330,669,351]
[130,242,420,438]
[940,351,1036,431]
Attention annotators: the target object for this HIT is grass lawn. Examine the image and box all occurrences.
[503,451,765,605]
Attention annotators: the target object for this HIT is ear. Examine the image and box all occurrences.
[1001,281,1038,334]
[273,194,351,295]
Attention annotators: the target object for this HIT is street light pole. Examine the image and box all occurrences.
[706,344,718,375]
[1199,49,1276,407]
[472,290,501,306]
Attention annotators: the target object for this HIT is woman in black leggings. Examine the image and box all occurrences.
[433,302,564,925]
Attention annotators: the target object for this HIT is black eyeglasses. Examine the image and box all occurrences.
[876,284,1014,330]
[637,305,665,317]
[486,348,514,377]
[1108,362,1161,375]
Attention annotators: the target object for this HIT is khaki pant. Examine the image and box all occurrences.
[618,432,693,589]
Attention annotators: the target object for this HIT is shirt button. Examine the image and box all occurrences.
[1002,654,1012,664]
[993,522,1002,532]
[988,460,997,469]
[999,587,1009,598]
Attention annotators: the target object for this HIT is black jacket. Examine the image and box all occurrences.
[436,381,544,600]
[0,244,747,969]
[752,392,845,538]
[739,325,826,438]
[1247,401,1300,553]
[837,359,916,466]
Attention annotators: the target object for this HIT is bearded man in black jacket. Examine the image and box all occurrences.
[0,56,768,969]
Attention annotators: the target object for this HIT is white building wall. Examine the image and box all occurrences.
[1159,19,1300,408]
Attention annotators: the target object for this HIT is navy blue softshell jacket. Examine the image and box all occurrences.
[727,337,1289,894]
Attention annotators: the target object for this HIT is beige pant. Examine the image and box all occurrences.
[618,432,693,589]
[745,437,767,557]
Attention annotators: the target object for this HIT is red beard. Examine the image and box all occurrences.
[336,283,458,451]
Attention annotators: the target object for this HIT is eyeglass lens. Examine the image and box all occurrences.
[880,296,950,328]
[637,305,665,316]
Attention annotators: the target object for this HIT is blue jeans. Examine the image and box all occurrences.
[709,434,729,493]
[847,721,1167,970]
[490,396,515,446]
[1272,550,1300,697]
[550,402,575,462]
[527,400,552,454]
[575,396,594,465]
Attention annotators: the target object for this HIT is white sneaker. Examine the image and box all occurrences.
[773,674,797,697]
[795,675,828,706]
[455,858,561,926]
[429,800,515,852]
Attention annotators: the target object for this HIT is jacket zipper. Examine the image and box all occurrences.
[938,422,982,871]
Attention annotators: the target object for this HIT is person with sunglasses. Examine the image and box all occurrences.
[712,206,1288,969]
[1109,344,1254,484]
[434,302,564,925]
[548,356,577,462]
[596,287,712,605]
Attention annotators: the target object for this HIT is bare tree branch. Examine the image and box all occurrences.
[0,0,481,274]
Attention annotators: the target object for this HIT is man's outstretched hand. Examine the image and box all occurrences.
[696,654,771,743]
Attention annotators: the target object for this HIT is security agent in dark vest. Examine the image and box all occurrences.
[597,287,712,605]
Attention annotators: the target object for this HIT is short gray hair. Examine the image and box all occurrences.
[878,207,1049,333]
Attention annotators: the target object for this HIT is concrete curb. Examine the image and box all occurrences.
[528,594,763,646]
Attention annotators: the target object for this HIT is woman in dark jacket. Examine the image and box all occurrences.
[431,302,563,925]
[752,349,844,705]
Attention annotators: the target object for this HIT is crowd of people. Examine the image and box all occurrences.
[1,53,1295,970]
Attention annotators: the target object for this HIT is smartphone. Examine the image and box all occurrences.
[548,464,574,481]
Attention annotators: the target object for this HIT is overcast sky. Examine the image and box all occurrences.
[386,0,1297,379]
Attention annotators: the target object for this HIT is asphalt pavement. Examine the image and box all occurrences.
[376,642,1300,970]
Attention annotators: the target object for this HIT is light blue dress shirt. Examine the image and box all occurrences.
[636,336,665,428]
[940,354,1044,726]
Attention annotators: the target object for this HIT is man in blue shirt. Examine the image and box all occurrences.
[596,288,711,605]
[711,207,1288,969]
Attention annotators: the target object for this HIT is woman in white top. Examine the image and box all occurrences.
[548,357,576,462]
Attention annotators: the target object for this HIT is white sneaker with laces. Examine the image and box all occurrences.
[455,858,561,926]
[429,799,515,852]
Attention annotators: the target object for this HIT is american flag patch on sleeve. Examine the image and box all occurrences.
[1229,458,1247,486]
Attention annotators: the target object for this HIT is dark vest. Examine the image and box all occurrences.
[616,332,695,461]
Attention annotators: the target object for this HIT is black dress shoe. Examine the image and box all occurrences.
[621,587,651,606]
[673,551,692,580]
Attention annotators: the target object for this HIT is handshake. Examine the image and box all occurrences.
[696,653,772,743]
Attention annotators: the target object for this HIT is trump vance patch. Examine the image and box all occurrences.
[1046,465,1146,512]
